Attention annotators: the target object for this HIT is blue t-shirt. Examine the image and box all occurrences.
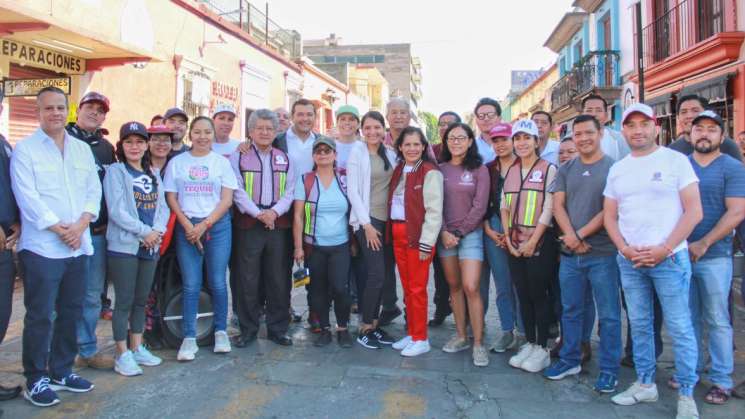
[294,175,349,246]
[110,164,159,260]
[689,154,745,259]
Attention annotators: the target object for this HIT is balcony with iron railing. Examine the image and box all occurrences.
[199,0,302,59]
[551,50,620,112]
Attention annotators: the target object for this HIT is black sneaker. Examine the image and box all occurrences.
[373,328,394,345]
[378,306,402,326]
[24,377,60,407]
[314,329,332,347]
[50,373,94,393]
[357,330,382,349]
[337,330,353,348]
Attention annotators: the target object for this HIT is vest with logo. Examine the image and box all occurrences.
[385,160,439,251]
[234,144,291,230]
[502,158,551,247]
[300,168,349,252]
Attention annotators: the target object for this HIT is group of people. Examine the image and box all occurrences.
[0,85,744,419]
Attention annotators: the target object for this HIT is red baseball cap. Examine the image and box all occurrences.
[79,91,110,113]
[147,124,175,136]
[489,122,512,139]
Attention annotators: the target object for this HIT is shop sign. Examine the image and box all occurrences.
[1,39,85,74]
[212,81,238,102]
[3,77,72,97]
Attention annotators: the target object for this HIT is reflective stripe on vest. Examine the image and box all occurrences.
[239,145,289,207]
[301,169,348,245]
[502,158,551,246]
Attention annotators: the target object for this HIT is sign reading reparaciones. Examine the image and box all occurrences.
[1,39,85,74]
[3,77,72,97]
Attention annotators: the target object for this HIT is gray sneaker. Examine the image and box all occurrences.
[490,331,516,353]
[214,331,231,353]
[442,335,470,353]
[473,345,490,367]
[676,396,699,419]
[114,351,143,377]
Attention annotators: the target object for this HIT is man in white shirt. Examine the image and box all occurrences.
[10,87,100,407]
[531,111,560,166]
[604,103,702,418]
[273,99,318,176]
[473,98,501,164]
[581,94,631,161]
[212,104,241,158]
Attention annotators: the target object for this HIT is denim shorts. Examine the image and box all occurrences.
[438,227,484,261]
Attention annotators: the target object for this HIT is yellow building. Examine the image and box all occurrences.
[348,65,389,113]
[0,0,354,144]
[508,64,559,122]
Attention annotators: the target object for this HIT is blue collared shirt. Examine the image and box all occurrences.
[10,128,101,258]
[540,140,560,166]
[475,135,496,164]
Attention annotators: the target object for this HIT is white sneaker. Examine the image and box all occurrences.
[393,335,412,351]
[611,382,659,406]
[114,351,143,377]
[213,331,231,353]
[177,338,199,361]
[133,344,162,367]
[401,340,430,357]
[676,396,699,419]
[509,343,535,368]
[521,346,550,372]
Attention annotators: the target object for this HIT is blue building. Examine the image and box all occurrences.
[544,0,623,130]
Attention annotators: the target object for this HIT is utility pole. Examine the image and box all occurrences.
[636,1,645,102]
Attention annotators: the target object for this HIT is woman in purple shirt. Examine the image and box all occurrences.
[438,123,490,367]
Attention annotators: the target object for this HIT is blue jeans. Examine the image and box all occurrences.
[690,257,733,389]
[77,233,106,358]
[618,250,698,396]
[484,215,522,333]
[558,254,621,375]
[175,215,231,338]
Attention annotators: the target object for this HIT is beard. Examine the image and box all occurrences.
[693,139,717,153]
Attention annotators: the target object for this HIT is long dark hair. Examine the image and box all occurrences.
[440,123,483,170]
[116,136,158,187]
[361,111,391,171]
[394,126,433,163]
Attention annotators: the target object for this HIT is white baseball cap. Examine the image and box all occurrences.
[212,103,236,118]
[622,103,655,124]
[511,119,539,138]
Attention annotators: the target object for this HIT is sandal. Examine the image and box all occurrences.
[704,386,730,405]
[667,376,680,390]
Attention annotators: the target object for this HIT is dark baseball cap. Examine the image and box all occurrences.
[164,107,188,121]
[313,136,336,151]
[120,121,149,141]
[692,110,724,130]
[79,91,110,113]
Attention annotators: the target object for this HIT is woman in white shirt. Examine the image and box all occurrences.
[346,111,398,349]
[163,116,238,361]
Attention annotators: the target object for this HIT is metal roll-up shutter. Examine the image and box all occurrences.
[7,64,62,145]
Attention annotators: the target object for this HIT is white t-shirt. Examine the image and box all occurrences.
[212,139,241,158]
[390,165,413,220]
[334,139,358,169]
[163,151,239,218]
[603,147,698,252]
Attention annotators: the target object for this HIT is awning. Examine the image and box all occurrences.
[679,73,734,103]
[647,93,673,117]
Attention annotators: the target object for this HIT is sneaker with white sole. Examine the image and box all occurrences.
[543,359,581,380]
[473,345,489,367]
[23,377,60,407]
[509,343,535,368]
[490,331,516,353]
[401,340,430,357]
[114,351,143,377]
[393,335,412,351]
[676,395,699,419]
[133,344,162,367]
[611,382,659,406]
[214,331,231,353]
[442,335,470,353]
[177,338,199,361]
[521,346,550,372]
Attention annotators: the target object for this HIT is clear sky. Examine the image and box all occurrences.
[262,0,573,117]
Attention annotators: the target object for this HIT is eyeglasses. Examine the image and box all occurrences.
[475,112,497,120]
[313,147,334,155]
[447,135,469,143]
[150,138,172,144]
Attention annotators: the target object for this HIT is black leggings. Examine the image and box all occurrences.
[508,234,558,348]
[308,243,352,329]
[354,218,395,325]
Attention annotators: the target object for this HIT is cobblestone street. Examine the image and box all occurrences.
[1,276,743,418]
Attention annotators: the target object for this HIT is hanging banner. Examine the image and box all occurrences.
[3,77,72,97]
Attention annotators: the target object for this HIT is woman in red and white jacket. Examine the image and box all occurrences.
[387,127,443,357]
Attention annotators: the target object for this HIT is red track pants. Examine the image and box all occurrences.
[392,222,433,341]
